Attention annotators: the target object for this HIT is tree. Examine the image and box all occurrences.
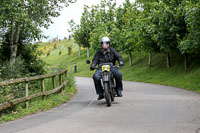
[136,1,160,68]
[119,1,139,66]
[68,19,82,55]
[78,5,92,57]
[75,0,117,57]
[0,0,77,63]
[146,1,182,68]
[89,0,117,51]
[73,25,82,56]
[177,0,200,70]
[68,19,76,38]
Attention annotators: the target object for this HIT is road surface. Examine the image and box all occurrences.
[0,77,200,133]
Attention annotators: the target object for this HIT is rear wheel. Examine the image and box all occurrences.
[104,82,111,107]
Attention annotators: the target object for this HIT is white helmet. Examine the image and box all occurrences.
[100,36,110,45]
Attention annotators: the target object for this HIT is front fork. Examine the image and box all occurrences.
[102,72,115,93]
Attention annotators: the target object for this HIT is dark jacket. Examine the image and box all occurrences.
[91,47,123,67]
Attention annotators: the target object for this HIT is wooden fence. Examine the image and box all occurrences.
[0,68,68,111]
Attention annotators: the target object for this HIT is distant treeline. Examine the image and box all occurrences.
[70,0,200,69]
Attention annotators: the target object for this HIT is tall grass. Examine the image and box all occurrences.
[48,41,200,93]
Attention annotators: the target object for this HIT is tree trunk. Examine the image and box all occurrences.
[79,45,81,56]
[166,52,171,68]
[10,23,21,63]
[10,21,15,62]
[87,47,89,58]
[129,53,132,66]
[15,23,21,44]
[149,51,152,68]
[184,53,188,70]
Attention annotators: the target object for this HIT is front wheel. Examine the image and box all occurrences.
[104,82,111,107]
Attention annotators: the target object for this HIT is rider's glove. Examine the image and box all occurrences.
[119,61,124,66]
[90,64,96,70]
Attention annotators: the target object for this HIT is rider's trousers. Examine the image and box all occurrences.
[93,67,123,95]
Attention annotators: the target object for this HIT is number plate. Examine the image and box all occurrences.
[102,65,110,72]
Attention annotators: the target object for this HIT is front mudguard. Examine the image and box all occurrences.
[102,74,109,82]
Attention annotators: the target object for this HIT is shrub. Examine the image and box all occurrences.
[68,46,72,55]
[1,56,26,80]
[0,33,46,76]
[59,50,62,55]
[47,50,50,56]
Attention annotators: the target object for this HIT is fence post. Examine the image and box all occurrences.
[74,63,77,73]
[0,68,69,111]
[41,79,46,100]
[25,81,29,109]
[65,71,67,78]
[64,68,67,80]
[52,76,56,89]
[59,74,62,92]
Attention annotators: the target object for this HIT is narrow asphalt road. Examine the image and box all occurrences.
[0,77,200,133]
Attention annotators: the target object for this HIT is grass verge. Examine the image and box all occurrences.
[0,72,76,124]
[0,40,77,124]
[2,39,199,124]
[42,40,200,93]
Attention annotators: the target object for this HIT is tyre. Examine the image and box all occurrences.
[104,82,111,107]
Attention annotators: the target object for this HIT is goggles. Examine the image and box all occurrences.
[101,42,110,47]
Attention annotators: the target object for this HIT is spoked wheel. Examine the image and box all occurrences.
[104,82,111,107]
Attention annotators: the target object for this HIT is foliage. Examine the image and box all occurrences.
[74,0,118,50]
[177,1,200,54]
[68,46,72,55]
[74,0,200,68]
[0,72,76,124]
[148,1,178,53]
[0,0,77,70]
[42,41,200,94]
[0,0,77,41]
[120,1,140,54]
[0,39,77,122]
[0,33,46,77]
[67,19,76,38]
[1,56,26,80]
[0,56,27,103]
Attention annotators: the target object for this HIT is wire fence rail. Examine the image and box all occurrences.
[0,68,68,111]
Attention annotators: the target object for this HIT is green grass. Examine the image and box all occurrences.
[42,40,200,93]
[2,39,199,124]
[0,72,76,124]
[0,40,77,124]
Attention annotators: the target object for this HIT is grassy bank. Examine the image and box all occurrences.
[0,72,76,124]
[42,39,200,93]
[2,38,199,124]
[0,40,77,124]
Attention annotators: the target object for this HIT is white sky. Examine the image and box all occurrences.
[42,0,135,42]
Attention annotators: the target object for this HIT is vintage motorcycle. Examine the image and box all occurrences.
[86,60,117,107]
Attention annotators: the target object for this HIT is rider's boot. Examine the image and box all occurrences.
[116,90,123,97]
[97,94,104,100]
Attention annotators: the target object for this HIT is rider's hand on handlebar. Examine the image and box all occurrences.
[90,64,96,70]
[119,61,124,66]
[90,67,95,70]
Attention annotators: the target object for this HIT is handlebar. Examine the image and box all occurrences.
[86,60,123,70]
[92,64,120,70]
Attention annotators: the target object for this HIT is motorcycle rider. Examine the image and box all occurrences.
[90,36,124,100]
